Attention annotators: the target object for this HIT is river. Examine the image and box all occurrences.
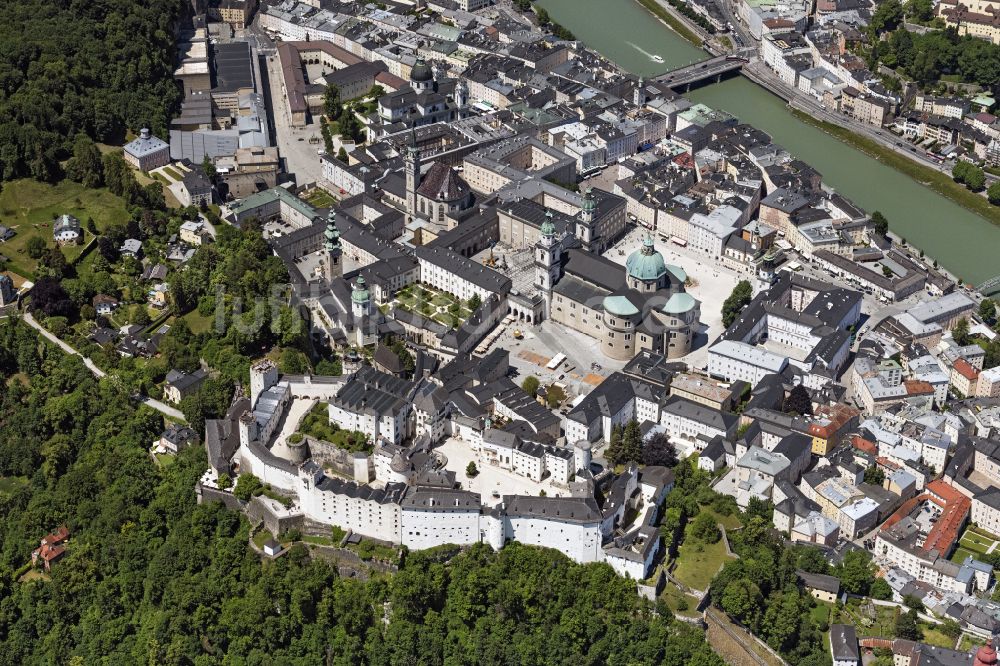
[538,0,1000,285]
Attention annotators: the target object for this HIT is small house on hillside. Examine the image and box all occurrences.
[31,527,70,571]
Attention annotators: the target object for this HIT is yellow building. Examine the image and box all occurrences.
[939,0,1000,45]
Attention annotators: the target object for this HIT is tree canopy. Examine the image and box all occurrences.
[721,280,753,328]
[0,0,185,182]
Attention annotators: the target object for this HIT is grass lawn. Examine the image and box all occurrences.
[659,581,700,617]
[302,534,335,546]
[953,525,1000,562]
[960,634,985,652]
[0,476,28,496]
[154,453,176,468]
[702,507,742,531]
[837,600,899,638]
[789,108,1000,230]
[18,569,50,583]
[951,546,977,563]
[810,600,834,628]
[672,536,734,592]
[135,170,181,208]
[303,189,336,208]
[161,166,183,182]
[0,179,131,277]
[182,309,215,335]
[921,624,956,649]
[392,283,471,330]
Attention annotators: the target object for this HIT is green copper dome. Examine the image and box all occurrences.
[581,187,596,212]
[602,294,639,317]
[663,292,696,315]
[351,276,370,304]
[540,210,556,236]
[666,264,686,284]
[626,234,667,283]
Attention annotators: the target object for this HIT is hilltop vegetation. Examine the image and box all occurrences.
[0,0,185,182]
[0,319,721,665]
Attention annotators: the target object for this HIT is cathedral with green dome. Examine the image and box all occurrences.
[536,224,701,361]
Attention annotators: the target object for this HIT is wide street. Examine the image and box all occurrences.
[262,49,327,185]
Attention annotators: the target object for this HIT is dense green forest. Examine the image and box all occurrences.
[0,0,184,182]
[866,0,1000,87]
[0,319,721,664]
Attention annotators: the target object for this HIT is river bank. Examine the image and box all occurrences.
[633,0,703,47]
[786,108,1000,228]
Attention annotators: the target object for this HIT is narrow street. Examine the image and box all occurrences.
[20,312,187,422]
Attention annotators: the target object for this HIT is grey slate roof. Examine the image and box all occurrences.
[503,495,602,523]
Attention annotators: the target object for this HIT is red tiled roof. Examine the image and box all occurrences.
[672,152,695,169]
[41,526,69,546]
[954,358,979,381]
[904,380,934,396]
[880,480,970,556]
[924,481,970,555]
[851,434,877,455]
[375,70,407,92]
[927,479,963,504]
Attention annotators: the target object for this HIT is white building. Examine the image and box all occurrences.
[400,488,482,550]
[501,495,604,563]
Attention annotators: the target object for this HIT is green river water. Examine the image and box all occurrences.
[538,0,1000,284]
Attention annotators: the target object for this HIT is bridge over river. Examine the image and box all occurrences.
[649,50,754,91]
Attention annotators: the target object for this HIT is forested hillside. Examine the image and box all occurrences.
[0,319,721,665]
[0,0,185,182]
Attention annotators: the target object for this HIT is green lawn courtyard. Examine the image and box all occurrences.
[302,188,336,208]
[0,179,131,277]
[951,525,1000,562]
[392,283,476,329]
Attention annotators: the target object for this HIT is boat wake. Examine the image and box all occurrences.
[627,41,664,63]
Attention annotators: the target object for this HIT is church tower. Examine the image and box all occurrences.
[323,209,342,283]
[534,210,561,319]
[351,276,372,318]
[634,76,645,107]
[405,130,421,220]
[576,187,597,252]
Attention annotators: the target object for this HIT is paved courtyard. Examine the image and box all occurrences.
[437,436,571,507]
[494,320,621,405]
[269,397,315,461]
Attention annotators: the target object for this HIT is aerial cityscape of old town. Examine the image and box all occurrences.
[11,0,1000,662]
